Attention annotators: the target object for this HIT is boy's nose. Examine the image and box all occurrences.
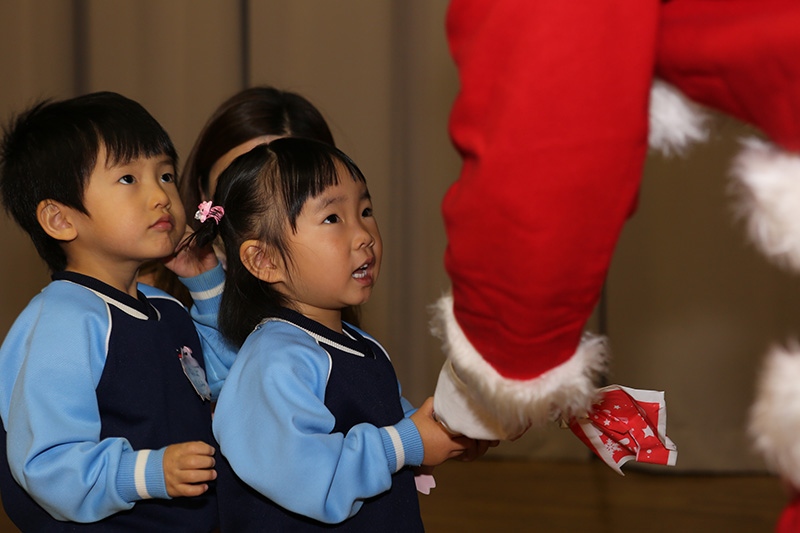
[151,181,171,209]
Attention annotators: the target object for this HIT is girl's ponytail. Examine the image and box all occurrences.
[182,201,224,251]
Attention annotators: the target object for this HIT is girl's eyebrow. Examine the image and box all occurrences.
[313,194,345,212]
[312,185,370,211]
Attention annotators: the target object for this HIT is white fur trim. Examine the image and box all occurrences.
[648,79,710,156]
[749,342,800,486]
[430,294,608,440]
[730,138,800,271]
[433,359,514,440]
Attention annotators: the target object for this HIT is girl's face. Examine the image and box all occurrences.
[280,167,381,330]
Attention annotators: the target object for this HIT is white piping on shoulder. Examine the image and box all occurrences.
[58,280,154,320]
[258,318,369,385]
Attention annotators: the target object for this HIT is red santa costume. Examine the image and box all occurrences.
[432,0,660,441]
[433,0,800,520]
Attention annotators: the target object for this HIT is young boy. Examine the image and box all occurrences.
[0,92,233,531]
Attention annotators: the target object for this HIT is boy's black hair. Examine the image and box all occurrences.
[0,91,177,272]
[189,137,367,346]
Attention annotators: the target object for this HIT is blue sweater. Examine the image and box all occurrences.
[213,307,425,531]
[0,265,233,531]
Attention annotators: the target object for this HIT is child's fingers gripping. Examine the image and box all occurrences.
[180,447,217,471]
[446,436,471,459]
[171,481,211,498]
[411,400,475,466]
[176,463,218,484]
[163,441,218,498]
[167,463,218,498]
[166,441,216,467]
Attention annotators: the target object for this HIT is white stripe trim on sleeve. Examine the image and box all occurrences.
[189,281,224,301]
[384,426,405,473]
[134,450,153,499]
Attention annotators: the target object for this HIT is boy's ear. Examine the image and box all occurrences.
[240,239,284,283]
[36,200,78,242]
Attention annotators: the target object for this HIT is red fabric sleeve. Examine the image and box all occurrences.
[443,0,659,380]
[657,0,800,152]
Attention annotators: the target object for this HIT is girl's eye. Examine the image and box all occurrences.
[362,207,373,217]
[160,173,175,183]
[118,175,135,184]
[323,214,340,224]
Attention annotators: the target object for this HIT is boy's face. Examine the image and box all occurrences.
[67,146,185,276]
[280,166,382,328]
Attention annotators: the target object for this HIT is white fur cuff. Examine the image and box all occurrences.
[430,294,608,440]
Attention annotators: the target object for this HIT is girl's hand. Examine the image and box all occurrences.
[164,226,219,278]
[410,397,471,466]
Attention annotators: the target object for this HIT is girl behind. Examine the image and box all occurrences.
[191,138,469,531]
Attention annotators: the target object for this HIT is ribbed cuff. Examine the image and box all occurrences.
[117,448,169,502]
[180,262,225,306]
[380,417,424,472]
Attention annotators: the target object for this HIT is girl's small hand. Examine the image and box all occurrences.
[411,397,471,466]
[163,226,219,278]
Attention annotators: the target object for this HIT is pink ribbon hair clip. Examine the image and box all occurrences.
[195,201,225,224]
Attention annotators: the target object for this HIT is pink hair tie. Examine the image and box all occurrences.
[195,201,225,224]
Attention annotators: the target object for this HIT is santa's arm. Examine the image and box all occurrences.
[657,0,800,272]
[433,0,661,440]
[654,0,800,497]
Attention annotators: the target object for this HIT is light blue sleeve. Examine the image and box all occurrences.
[0,284,168,523]
[401,396,417,418]
[178,263,236,398]
[213,323,423,524]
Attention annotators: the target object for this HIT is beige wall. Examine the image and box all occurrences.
[608,116,800,471]
[1,0,793,471]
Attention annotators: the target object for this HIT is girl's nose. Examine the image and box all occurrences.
[356,224,375,249]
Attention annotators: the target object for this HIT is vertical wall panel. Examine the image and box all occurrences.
[607,119,800,471]
[0,0,77,337]
[82,0,244,159]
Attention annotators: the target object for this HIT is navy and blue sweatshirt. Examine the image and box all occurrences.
[0,265,232,531]
[214,307,425,531]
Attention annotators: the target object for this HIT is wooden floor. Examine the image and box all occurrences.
[0,458,787,532]
[420,459,786,532]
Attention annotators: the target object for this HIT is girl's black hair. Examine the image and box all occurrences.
[155,85,337,307]
[188,137,366,346]
[0,92,177,272]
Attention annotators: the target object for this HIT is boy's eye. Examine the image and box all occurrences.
[323,214,340,224]
[160,173,175,183]
[118,175,135,184]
